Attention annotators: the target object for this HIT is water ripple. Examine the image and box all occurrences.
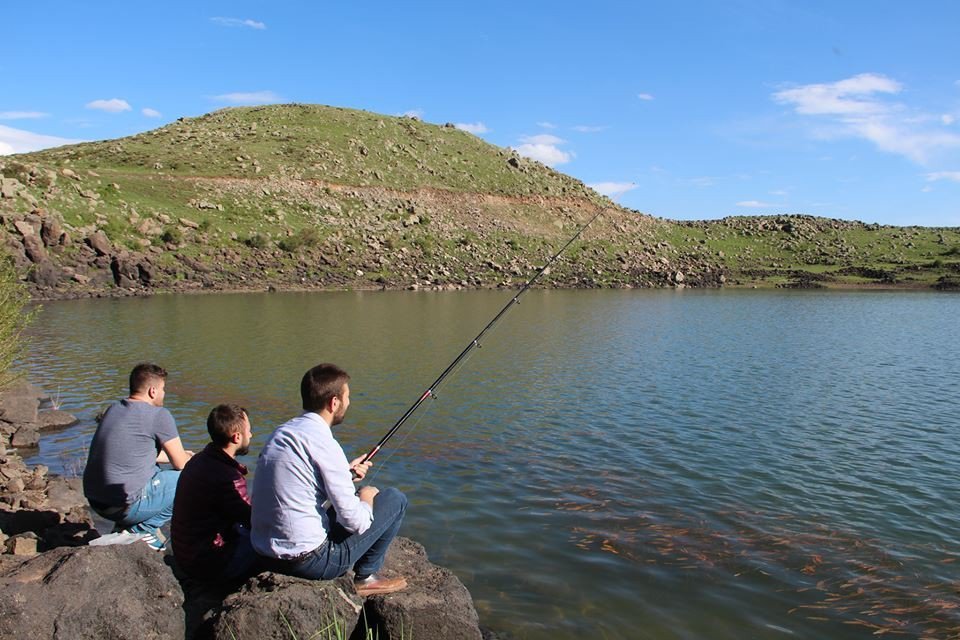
[18,289,960,639]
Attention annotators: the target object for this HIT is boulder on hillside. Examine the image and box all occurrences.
[27,260,60,289]
[0,177,22,199]
[41,219,67,247]
[0,544,184,640]
[85,230,112,256]
[111,254,141,287]
[21,233,48,263]
[13,219,36,237]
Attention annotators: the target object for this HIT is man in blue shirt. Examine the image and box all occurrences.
[251,363,408,596]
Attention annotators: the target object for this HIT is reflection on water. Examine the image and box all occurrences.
[19,289,960,639]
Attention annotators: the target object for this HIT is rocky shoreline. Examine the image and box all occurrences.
[0,382,493,640]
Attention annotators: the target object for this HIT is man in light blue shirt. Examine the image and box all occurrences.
[251,363,408,596]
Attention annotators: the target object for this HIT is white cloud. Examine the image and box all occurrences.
[519,134,563,145]
[400,109,424,119]
[211,17,266,30]
[926,171,960,182]
[537,121,557,129]
[142,108,162,118]
[572,125,607,133]
[513,134,573,166]
[212,91,281,105]
[769,189,789,196]
[0,124,84,155]
[943,114,956,125]
[514,144,573,166]
[0,111,48,120]
[86,98,132,113]
[773,73,960,164]
[774,73,901,116]
[737,200,775,208]
[921,185,934,193]
[588,182,637,197]
[637,93,655,101]
[455,122,489,134]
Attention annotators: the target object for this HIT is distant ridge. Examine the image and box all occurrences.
[0,104,958,297]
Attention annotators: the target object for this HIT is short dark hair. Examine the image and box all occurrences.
[129,363,167,396]
[207,404,248,446]
[301,363,350,413]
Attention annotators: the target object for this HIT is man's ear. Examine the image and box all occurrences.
[146,385,158,399]
[230,430,243,444]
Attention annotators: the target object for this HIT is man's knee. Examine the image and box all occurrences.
[375,487,408,512]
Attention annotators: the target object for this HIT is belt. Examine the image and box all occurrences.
[276,544,323,563]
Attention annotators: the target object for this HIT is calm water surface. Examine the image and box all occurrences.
[20,290,960,639]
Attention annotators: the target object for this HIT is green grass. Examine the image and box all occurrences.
[3,108,959,293]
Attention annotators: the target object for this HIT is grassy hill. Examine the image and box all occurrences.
[1,104,958,297]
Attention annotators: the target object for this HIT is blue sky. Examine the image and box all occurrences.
[3,1,960,226]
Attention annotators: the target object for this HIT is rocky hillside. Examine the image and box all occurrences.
[1,104,958,297]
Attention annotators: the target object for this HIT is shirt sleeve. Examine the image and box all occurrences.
[154,408,179,447]
[315,438,373,535]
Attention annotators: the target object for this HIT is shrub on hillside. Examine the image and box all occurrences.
[0,258,35,391]
[161,227,183,244]
[244,233,269,249]
[278,228,321,252]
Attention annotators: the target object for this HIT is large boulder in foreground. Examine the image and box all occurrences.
[362,537,482,640]
[211,537,482,640]
[212,572,363,640]
[0,543,184,639]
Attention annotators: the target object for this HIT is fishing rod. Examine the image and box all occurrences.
[359,205,609,466]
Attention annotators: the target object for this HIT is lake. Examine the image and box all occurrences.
[19,289,960,639]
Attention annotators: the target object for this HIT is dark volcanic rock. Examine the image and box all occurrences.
[0,544,184,640]
[212,572,363,640]
[27,260,61,288]
[210,537,483,640]
[22,233,48,263]
[111,254,141,287]
[361,537,482,640]
[40,219,66,247]
[85,230,112,256]
[139,261,156,285]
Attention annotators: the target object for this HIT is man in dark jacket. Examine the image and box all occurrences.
[172,404,256,582]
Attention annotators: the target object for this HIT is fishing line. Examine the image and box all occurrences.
[358,199,620,469]
[364,343,481,481]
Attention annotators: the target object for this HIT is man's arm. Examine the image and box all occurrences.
[159,437,193,469]
[319,447,374,534]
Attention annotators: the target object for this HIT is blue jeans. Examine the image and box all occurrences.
[278,487,407,580]
[96,468,181,536]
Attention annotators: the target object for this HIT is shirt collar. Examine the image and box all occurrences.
[202,442,248,475]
